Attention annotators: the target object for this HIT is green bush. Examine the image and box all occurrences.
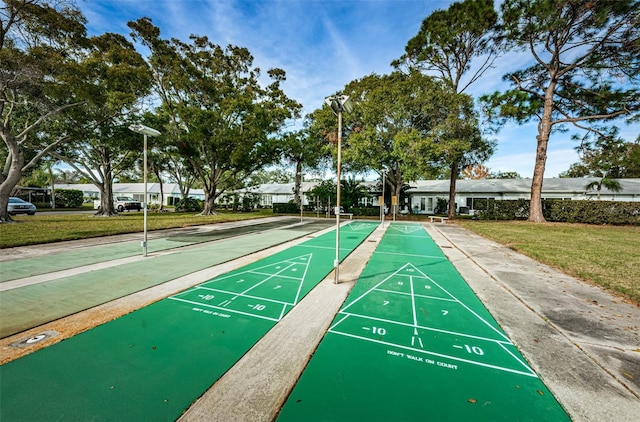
[175,197,203,212]
[475,198,529,220]
[434,197,448,214]
[273,202,299,214]
[54,189,84,208]
[350,207,380,216]
[475,199,639,225]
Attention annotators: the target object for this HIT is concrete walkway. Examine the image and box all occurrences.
[428,223,640,421]
[1,219,638,421]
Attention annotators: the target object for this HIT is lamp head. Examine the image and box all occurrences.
[324,95,353,115]
[128,124,161,137]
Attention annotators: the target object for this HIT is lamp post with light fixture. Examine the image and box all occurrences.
[128,124,161,257]
[324,95,353,284]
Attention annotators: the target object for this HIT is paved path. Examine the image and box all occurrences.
[429,223,640,421]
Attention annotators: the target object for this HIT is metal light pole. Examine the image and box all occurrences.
[324,95,353,284]
[128,124,161,257]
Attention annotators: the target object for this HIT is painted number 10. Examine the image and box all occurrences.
[372,327,386,335]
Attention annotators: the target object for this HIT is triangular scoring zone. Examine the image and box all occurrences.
[330,262,537,376]
[388,224,424,234]
[339,262,509,342]
[168,253,313,321]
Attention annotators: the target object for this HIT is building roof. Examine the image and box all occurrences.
[245,182,319,195]
[407,178,640,196]
[52,178,640,199]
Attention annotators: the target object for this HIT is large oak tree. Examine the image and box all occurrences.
[48,33,153,216]
[0,0,87,222]
[310,71,492,216]
[129,18,301,215]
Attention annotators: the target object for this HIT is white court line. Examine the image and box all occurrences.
[409,275,419,335]
[297,244,358,252]
[329,314,351,331]
[340,263,414,313]
[375,288,458,303]
[383,233,430,239]
[199,254,311,285]
[168,297,280,322]
[292,253,312,306]
[421,270,511,342]
[342,263,508,343]
[238,262,297,297]
[327,329,538,378]
[374,251,447,260]
[185,286,294,306]
[335,311,512,345]
[248,271,302,281]
[498,342,537,376]
[388,224,424,234]
[347,222,380,231]
[172,253,313,315]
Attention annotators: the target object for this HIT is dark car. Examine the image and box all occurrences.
[114,196,142,212]
[8,197,37,215]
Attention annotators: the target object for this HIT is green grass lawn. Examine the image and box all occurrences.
[0,210,274,248]
[456,220,640,305]
[3,212,638,305]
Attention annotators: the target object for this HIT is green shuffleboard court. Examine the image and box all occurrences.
[277,223,570,422]
[0,222,378,421]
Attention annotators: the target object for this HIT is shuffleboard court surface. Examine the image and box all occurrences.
[0,222,378,421]
[277,223,571,421]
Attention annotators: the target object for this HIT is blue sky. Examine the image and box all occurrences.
[78,0,637,178]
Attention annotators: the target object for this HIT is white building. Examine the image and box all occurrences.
[54,183,205,206]
[54,178,640,214]
[407,178,640,214]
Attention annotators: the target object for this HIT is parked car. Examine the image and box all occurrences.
[8,197,37,215]
[114,196,142,212]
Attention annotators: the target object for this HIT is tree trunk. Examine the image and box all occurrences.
[387,165,404,216]
[94,176,118,216]
[156,172,165,211]
[528,84,556,223]
[294,161,302,209]
[202,195,217,214]
[447,161,458,219]
[0,131,25,223]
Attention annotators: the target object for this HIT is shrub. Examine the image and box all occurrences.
[175,197,203,212]
[350,207,380,216]
[54,189,84,208]
[273,202,299,214]
[475,199,639,225]
[434,197,448,214]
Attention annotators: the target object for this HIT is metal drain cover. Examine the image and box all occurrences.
[10,330,59,348]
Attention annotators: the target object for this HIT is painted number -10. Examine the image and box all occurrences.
[463,345,484,355]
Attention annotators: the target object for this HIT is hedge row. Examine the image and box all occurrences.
[475,199,640,225]
[273,203,299,213]
[350,207,380,216]
[32,189,84,209]
[272,203,382,216]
